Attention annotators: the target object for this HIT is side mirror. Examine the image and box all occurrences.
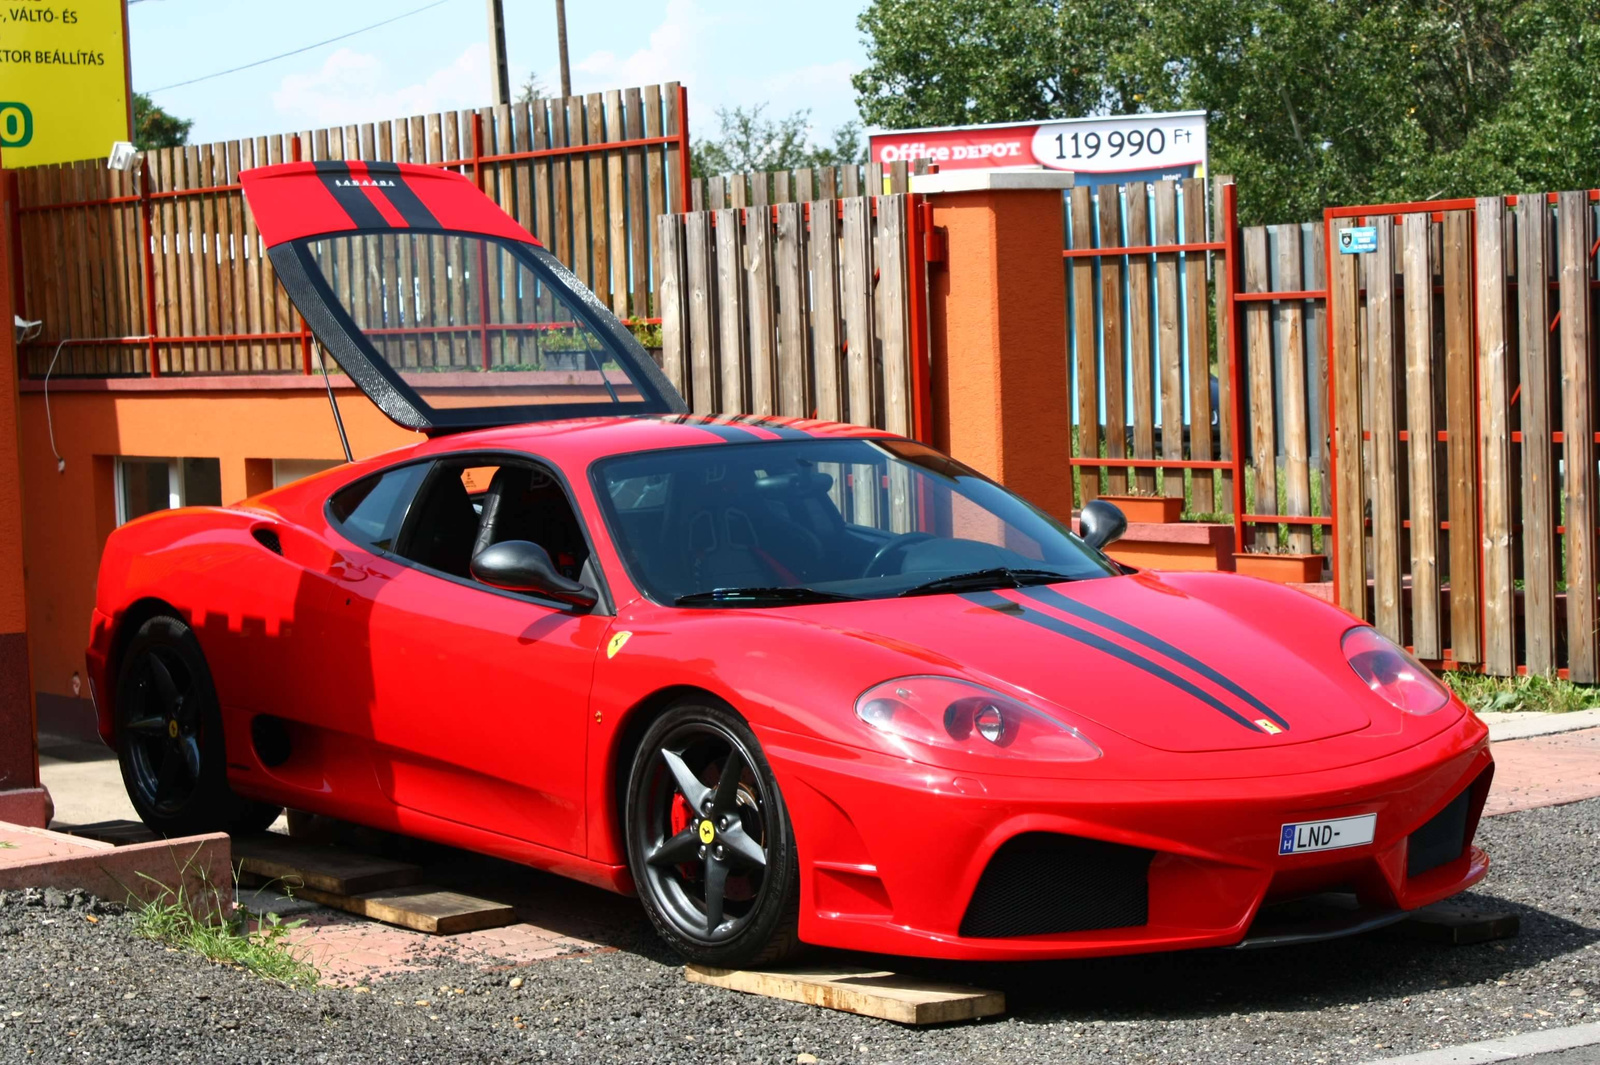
[470,540,597,609]
[1078,499,1128,551]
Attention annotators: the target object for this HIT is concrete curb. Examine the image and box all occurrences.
[0,821,232,918]
[1360,1022,1600,1064]
[1483,708,1600,743]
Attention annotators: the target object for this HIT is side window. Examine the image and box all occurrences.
[329,464,428,552]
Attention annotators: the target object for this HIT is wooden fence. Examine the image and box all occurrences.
[13,84,687,377]
[689,161,922,211]
[655,194,919,435]
[1329,191,1600,681]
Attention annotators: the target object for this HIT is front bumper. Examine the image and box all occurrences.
[763,711,1492,961]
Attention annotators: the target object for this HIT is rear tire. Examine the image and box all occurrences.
[624,699,801,967]
[115,614,282,837]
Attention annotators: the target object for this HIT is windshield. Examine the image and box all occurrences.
[593,438,1119,606]
[295,232,668,423]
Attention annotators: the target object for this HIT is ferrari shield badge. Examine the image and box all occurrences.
[607,631,633,659]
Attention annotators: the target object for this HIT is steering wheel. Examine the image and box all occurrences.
[863,532,936,578]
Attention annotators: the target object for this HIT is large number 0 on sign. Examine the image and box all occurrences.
[0,0,130,167]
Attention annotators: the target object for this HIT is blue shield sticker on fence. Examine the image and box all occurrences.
[1339,226,1379,254]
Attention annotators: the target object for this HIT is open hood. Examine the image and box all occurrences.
[241,161,685,434]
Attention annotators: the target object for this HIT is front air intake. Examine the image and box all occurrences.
[959,833,1154,939]
[1407,788,1471,877]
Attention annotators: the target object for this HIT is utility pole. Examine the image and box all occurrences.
[486,0,510,106]
[555,0,571,98]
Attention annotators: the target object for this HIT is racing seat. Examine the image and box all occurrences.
[472,466,589,581]
[662,467,789,593]
[403,473,479,578]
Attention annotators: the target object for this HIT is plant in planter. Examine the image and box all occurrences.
[1232,544,1325,584]
[1093,493,1183,524]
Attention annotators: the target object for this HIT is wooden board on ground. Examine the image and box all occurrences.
[61,819,161,846]
[685,965,1005,1025]
[292,883,516,936]
[231,833,422,896]
[1393,905,1520,946]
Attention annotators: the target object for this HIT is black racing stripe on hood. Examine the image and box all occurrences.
[1019,585,1290,731]
[312,161,388,230]
[362,161,441,229]
[961,591,1263,733]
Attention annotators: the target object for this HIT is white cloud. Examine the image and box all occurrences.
[271,43,491,129]
[571,0,716,94]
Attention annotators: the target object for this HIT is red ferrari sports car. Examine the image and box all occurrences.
[86,161,1492,967]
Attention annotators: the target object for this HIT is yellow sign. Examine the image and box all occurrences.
[0,0,130,167]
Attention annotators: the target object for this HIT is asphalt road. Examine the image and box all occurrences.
[1,797,1596,1065]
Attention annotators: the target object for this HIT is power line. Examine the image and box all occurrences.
[140,0,452,94]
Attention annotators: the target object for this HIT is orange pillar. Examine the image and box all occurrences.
[920,170,1077,523]
[0,168,47,827]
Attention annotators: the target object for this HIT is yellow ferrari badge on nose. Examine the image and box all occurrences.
[607,631,633,659]
[698,819,716,844]
[167,720,179,739]
[1256,719,1283,735]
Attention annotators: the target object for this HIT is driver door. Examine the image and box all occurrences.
[360,455,608,854]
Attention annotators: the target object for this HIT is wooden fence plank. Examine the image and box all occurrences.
[841,197,875,427]
[1276,223,1312,554]
[586,92,611,310]
[1213,177,1235,514]
[1125,184,1156,495]
[877,195,911,437]
[643,85,666,316]
[775,201,812,418]
[1182,179,1214,514]
[684,211,715,412]
[1070,186,1099,504]
[1515,193,1557,674]
[663,82,682,212]
[1330,218,1367,617]
[810,200,843,422]
[602,90,626,317]
[1305,223,1330,555]
[1155,181,1184,502]
[655,213,689,398]
[1401,213,1441,659]
[714,208,747,411]
[1558,190,1597,682]
[1242,225,1277,549]
[624,86,650,321]
[745,206,778,415]
[1474,197,1514,673]
[1442,209,1481,663]
[1365,216,1403,642]
[1098,187,1128,495]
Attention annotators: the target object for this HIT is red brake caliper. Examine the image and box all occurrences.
[670,790,696,879]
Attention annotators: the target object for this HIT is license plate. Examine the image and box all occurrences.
[1278,813,1377,855]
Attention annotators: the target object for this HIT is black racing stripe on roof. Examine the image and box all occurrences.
[649,414,765,443]
[363,161,441,229]
[1019,585,1289,731]
[312,160,388,230]
[728,415,811,439]
[961,590,1263,733]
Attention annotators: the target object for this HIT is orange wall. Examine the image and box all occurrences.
[19,379,420,701]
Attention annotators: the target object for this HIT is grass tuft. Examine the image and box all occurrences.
[133,878,318,989]
[1443,671,1600,715]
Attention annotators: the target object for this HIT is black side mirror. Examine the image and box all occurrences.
[470,540,597,608]
[1079,499,1128,551]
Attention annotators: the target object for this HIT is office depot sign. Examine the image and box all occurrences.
[871,111,1207,185]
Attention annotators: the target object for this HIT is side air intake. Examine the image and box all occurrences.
[959,833,1154,939]
[251,527,284,556]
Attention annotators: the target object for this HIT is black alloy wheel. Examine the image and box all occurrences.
[115,614,282,837]
[625,700,800,967]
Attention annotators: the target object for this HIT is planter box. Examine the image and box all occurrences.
[1096,494,1183,524]
[1234,553,1324,584]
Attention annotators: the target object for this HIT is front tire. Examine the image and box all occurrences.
[115,614,282,837]
[624,699,800,967]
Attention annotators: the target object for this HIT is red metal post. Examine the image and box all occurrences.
[1222,182,1248,554]
[1323,208,1338,601]
[906,197,933,443]
[676,84,692,213]
[139,159,160,377]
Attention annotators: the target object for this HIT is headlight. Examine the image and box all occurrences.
[1341,627,1450,714]
[855,675,1101,763]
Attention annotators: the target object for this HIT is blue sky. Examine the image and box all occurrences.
[130,0,871,147]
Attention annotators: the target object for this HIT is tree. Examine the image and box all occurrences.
[131,92,192,151]
[516,70,547,106]
[853,0,1600,224]
[692,104,867,177]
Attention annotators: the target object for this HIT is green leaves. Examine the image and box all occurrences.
[692,104,866,177]
[854,0,1600,224]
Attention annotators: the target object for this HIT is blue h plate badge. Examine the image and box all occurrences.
[1279,813,1377,855]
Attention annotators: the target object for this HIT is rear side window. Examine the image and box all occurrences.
[329,464,428,551]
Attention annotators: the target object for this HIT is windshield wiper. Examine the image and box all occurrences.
[674,586,862,606]
[897,567,1076,598]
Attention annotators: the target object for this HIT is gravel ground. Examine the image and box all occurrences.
[1,798,1597,1065]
